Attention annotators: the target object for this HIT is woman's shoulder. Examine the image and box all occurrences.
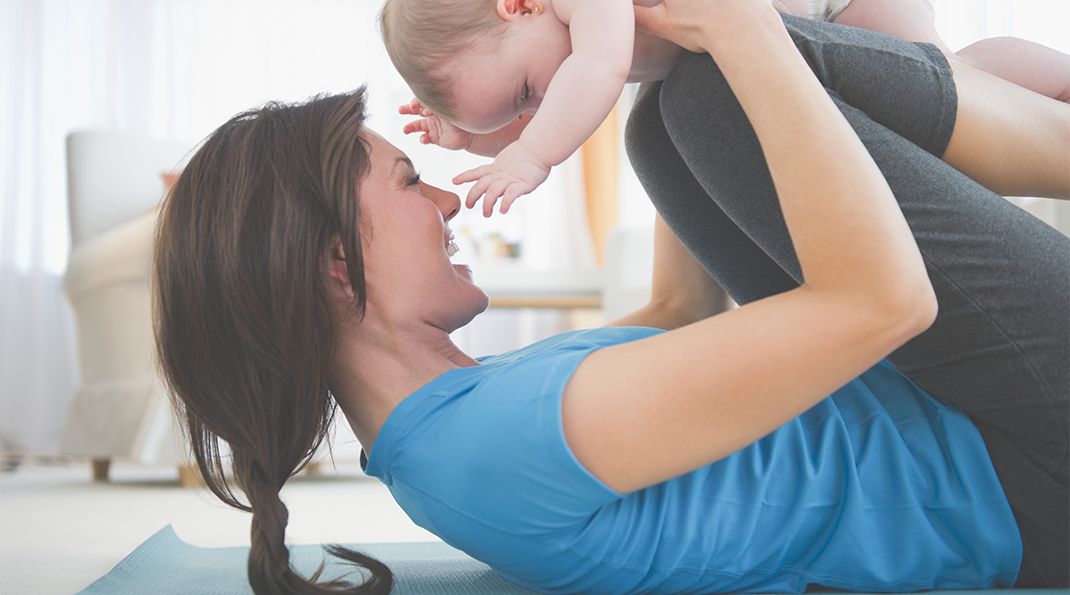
[478,325,665,367]
[369,325,666,484]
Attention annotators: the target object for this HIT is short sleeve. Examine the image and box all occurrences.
[388,340,627,539]
[456,344,625,529]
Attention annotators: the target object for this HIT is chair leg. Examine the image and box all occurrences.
[91,458,110,482]
[178,464,204,488]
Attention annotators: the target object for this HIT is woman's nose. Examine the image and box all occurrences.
[423,182,461,221]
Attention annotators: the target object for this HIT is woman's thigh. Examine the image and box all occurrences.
[627,19,1068,586]
[625,82,799,307]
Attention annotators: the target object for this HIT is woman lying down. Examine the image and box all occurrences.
[152,0,1069,593]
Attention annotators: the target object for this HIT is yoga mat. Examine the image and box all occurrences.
[78,525,1068,594]
[77,525,536,594]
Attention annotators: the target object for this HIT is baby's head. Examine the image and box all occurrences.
[380,0,570,134]
[379,0,507,123]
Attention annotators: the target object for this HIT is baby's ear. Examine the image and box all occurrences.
[495,0,517,20]
[496,0,543,20]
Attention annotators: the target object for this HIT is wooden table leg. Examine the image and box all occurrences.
[91,458,110,482]
[178,464,204,488]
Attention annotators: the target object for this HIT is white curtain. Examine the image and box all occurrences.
[0,0,592,456]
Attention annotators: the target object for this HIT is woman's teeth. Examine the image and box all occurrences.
[446,229,459,256]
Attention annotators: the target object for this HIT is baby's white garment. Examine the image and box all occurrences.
[809,0,854,21]
[808,0,937,22]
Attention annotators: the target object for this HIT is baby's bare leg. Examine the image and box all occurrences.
[943,60,1070,200]
[956,37,1070,103]
[829,0,1070,199]
[835,0,1070,104]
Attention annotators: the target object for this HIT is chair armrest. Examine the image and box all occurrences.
[64,209,157,300]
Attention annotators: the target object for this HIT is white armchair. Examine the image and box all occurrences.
[60,130,196,484]
[60,130,344,485]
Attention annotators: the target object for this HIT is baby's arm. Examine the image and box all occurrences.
[468,115,532,157]
[401,99,532,157]
[455,0,635,216]
[520,0,635,167]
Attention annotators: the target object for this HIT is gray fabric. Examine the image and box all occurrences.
[625,15,1069,588]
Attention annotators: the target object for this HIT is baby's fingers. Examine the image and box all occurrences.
[453,164,496,187]
[482,179,511,218]
[402,120,429,135]
[399,98,425,115]
[464,175,495,209]
[499,185,528,215]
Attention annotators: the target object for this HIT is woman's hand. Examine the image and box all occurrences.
[633,0,780,53]
[399,98,473,151]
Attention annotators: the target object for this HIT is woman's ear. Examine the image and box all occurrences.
[496,0,543,21]
[326,239,355,298]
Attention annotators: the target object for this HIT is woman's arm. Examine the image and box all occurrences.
[609,214,730,330]
[561,0,937,495]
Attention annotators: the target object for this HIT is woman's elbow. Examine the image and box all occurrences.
[887,277,939,337]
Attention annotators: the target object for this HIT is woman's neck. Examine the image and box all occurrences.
[329,321,479,458]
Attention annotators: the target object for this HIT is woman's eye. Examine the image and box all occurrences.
[406,172,422,187]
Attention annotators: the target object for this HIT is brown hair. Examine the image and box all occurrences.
[152,88,391,594]
[378,0,506,121]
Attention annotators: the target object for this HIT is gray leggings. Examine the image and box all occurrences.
[625,15,1069,587]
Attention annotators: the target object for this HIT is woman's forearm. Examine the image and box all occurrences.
[698,7,933,310]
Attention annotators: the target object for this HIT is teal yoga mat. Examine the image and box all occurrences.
[77,525,536,594]
[78,525,1067,594]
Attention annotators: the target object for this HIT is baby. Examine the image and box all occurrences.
[380,0,679,216]
[380,0,1070,217]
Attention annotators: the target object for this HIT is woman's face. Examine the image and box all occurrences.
[356,131,488,332]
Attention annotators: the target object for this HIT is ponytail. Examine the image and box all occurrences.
[153,89,393,593]
[241,458,393,594]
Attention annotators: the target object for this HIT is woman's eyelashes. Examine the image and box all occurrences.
[405,171,422,187]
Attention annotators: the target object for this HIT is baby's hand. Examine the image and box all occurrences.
[399,98,473,151]
[452,141,551,217]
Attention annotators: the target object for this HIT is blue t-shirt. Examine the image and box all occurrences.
[361,327,1021,593]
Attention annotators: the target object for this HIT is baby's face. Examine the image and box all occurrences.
[445,10,571,134]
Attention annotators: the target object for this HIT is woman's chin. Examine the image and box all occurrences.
[441,259,488,325]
